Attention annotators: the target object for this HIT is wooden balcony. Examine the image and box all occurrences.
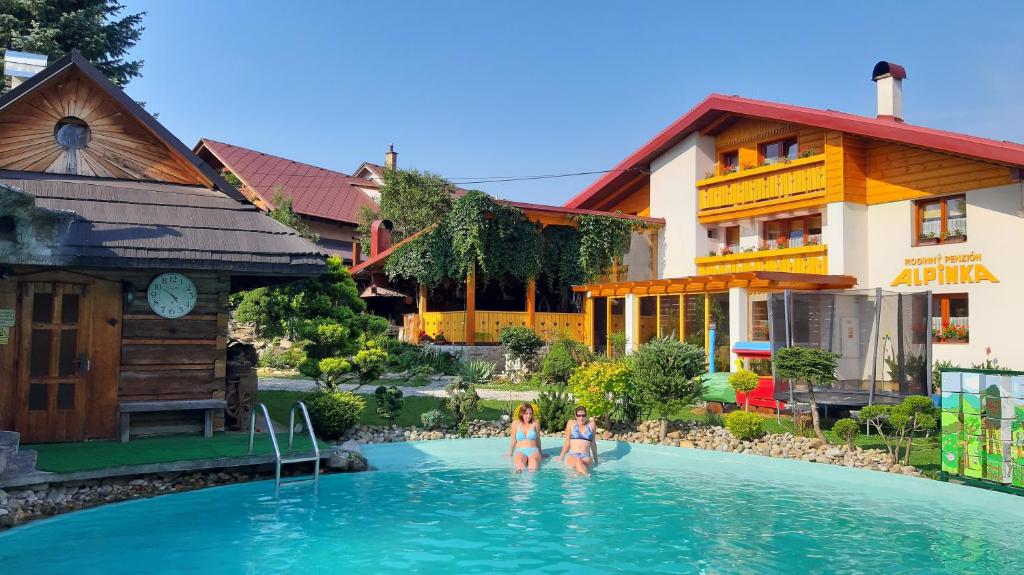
[697,155,826,222]
[406,311,585,344]
[694,244,828,275]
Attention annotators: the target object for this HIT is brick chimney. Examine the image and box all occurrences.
[385,144,398,170]
[370,219,393,257]
[872,61,907,122]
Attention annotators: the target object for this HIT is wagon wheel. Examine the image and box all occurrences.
[225,384,255,430]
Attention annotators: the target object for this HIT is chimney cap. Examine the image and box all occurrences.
[872,61,907,81]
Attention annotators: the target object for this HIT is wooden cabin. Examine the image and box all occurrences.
[0,51,325,443]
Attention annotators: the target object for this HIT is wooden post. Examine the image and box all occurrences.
[704,293,711,352]
[465,268,476,345]
[416,284,427,345]
[525,278,536,329]
[584,296,593,348]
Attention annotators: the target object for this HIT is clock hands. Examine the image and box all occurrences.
[157,286,180,303]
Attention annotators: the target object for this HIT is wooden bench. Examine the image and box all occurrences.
[118,399,228,443]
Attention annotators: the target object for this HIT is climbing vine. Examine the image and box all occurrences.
[574,214,641,280]
[539,225,584,291]
[383,185,644,292]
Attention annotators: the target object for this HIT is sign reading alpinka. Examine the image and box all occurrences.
[891,252,999,288]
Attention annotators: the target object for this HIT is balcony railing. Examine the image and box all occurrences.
[694,244,828,275]
[697,155,826,220]
[406,311,585,344]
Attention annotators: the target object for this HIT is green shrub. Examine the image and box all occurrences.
[499,326,544,363]
[420,346,461,375]
[374,385,404,426]
[541,337,592,385]
[445,379,480,428]
[391,350,422,372]
[858,395,937,464]
[420,409,445,430]
[537,388,575,432]
[257,345,307,369]
[725,410,764,440]
[629,338,706,438]
[306,357,351,389]
[305,390,365,439]
[568,360,632,419]
[832,418,860,449]
[353,347,389,385]
[728,369,760,411]
[458,360,496,385]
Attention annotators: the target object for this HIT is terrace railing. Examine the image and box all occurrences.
[697,155,826,221]
[694,244,828,275]
[410,310,585,344]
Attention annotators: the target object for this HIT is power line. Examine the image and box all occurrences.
[448,167,647,185]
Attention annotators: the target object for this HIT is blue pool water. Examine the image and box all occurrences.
[1,438,1023,574]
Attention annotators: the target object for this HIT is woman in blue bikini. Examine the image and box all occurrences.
[555,406,598,475]
[507,402,542,472]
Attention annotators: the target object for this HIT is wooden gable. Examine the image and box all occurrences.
[0,65,206,184]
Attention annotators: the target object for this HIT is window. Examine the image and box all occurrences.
[750,299,769,341]
[720,150,739,175]
[915,195,966,245]
[759,138,798,165]
[932,293,968,343]
[724,226,740,253]
[761,214,822,249]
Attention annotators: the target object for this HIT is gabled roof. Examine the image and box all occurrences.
[353,162,386,183]
[566,93,1024,209]
[0,50,244,201]
[195,139,379,225]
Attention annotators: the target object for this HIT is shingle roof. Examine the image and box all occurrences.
[196,139,379,225]
[0,171,326,275]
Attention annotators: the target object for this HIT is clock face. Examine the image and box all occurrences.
[147,273,197,319]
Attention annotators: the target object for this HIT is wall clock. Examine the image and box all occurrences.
[147,273,197,319]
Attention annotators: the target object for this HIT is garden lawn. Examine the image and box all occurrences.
[27,432,327,474]
[257,390,507,428]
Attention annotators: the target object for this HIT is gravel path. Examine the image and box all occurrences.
[259,377,540,401]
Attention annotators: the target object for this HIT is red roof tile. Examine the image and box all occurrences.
[566,94,1024,209]
[196,139,379,224]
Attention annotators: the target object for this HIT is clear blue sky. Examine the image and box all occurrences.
[122,0,1024,205]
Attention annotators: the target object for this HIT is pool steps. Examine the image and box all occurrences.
[247,401,321,493]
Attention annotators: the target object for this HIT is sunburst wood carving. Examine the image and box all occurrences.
[0,67,203,184]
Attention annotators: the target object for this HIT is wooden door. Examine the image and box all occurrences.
[14,280,119,443]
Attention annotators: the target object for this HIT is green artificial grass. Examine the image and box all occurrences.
[257,390,508,429]
[27,432,328,474]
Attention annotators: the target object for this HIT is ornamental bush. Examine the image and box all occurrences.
[832,418,860,449]
[374,385,404,426]
[629,338,706,439]
[725,410,765,441]
[568,361,632,419]
[499,326,544,363]
[541,337,592,385]
[353,347,389,386]
[537,388,575,433]
[458,360,496,386]
[420,409,445,430]
[312,357,351,390]
[305,390,365,439]
[728,369,760,411]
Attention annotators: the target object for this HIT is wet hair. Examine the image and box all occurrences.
[518,402,534,423]
[574,406,588,417]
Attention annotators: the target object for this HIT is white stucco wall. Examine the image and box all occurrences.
[825,201,869,283]
[649,133,715,278]
[865,183,1024,369]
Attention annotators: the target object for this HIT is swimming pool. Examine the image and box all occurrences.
[1,438,1022,574]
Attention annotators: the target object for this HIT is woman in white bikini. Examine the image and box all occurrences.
[555,406,598,475]
[507,402,542,473]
